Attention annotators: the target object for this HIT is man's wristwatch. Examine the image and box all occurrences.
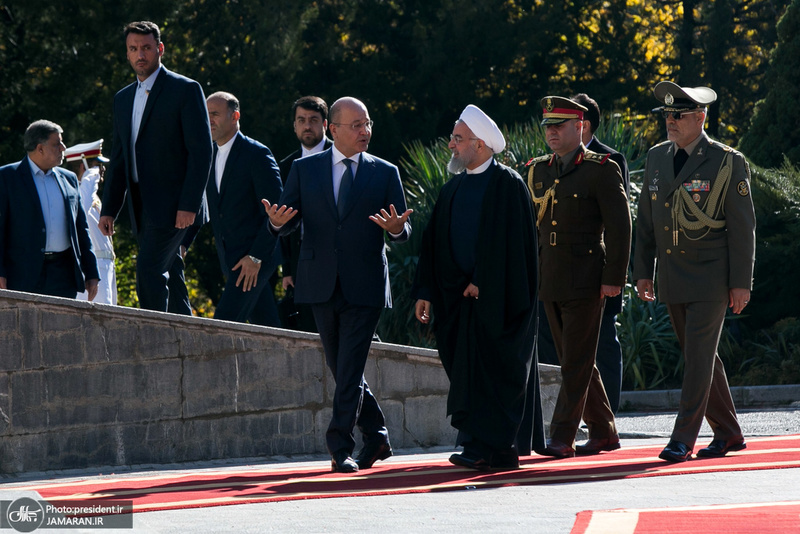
[248,255,262,265]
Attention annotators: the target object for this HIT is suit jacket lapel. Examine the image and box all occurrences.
[663,143,682,195]
[219,133,244,201]
[119,83,136,148]
[18,159,46,226]
[51,168,77,244]
[207,144,220,203]
[321,150,337,217]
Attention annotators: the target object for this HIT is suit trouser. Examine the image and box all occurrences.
[136,222,191,315]
[536,300,559,366]
[215,265,280,327]
[311,282,388,456]
[595,309,623,414]
[35,251,78,299]
[544,297,617,446]
[666,301,742,448]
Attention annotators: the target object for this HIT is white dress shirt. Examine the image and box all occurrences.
[214,134,236,191]
[28,157,70,253]
[301,137,328,158]
[130,67,161,183]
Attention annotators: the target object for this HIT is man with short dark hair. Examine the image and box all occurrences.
[264,97,412,473]
[100,20,212,314]
[0,120,99,300]
[526,96,631,459]
[277,96,332,331]
[634,81,755,462]
[205,91,283,325]
[571,92,630,414]
[279,96,332,180]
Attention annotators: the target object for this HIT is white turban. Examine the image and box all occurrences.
[458,104,506,154]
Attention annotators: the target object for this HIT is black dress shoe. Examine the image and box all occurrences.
[449,451,492,471]
[539,439,575,459]
[575,436,621,455]
[490,448,520,470]
[696,437,746,458]
[331,451,359,473]
[355,441,392,469]
[658,440,692,462]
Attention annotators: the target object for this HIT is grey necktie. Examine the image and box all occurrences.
[338,159,354,218]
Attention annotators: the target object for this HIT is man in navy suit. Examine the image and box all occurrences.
[0,120,99,300]
[572,93,631,416]
[100,20,212,314]
[264,97,412,473]
[205,91,283,325]
[278,96,332,331]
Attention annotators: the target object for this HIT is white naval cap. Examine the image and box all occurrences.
[458,104,506,154]
[64,139,109,163]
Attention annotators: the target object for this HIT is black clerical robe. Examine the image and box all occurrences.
[414,161,545,454]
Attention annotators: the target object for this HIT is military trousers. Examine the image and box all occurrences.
[666,300,742,448]
[543,297,617,446]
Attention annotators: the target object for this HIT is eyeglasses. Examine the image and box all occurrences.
[662,110,703,120]
[332,120,374,131]
[449,134,479,145]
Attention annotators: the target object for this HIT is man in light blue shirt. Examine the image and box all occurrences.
[0,120,99,299]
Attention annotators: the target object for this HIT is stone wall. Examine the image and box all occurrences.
[0,290,560,474]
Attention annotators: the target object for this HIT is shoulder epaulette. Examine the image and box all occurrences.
[583,151,610,165]
[526,154,552,167]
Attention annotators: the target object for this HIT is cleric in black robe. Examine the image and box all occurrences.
[413,105,545,470]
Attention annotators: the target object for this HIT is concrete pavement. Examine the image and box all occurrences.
[2,406,799,534]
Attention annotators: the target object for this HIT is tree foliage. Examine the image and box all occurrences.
[0,0,792,319]
[738,0,800,167]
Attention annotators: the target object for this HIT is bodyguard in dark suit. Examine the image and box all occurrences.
[205,92,282,325]
[264,97,412,473]
[0,120,99,300]
[100,21,212,314]
[527,97,631,459]
[277,96,332,332]
[634,81,755,462]
[572,93,631,414]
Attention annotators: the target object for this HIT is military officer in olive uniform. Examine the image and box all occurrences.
[527,97,632,459]
[633,81,756,463]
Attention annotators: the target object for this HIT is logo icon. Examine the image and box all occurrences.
[665,92,674,105]
[545,98,554,112]
[6,498,44,532]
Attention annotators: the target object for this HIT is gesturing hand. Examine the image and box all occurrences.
[262,199,298,228]
[369,204,413,234]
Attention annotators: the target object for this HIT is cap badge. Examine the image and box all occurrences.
[545,98,554,112]
[665,92,674,105]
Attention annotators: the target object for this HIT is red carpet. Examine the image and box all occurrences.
[571,501,800,533]
[14,435,800,514]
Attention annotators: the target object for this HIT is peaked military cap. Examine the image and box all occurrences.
[540,96,588,126]
[652,81,717,112]
[64,139,110,163]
